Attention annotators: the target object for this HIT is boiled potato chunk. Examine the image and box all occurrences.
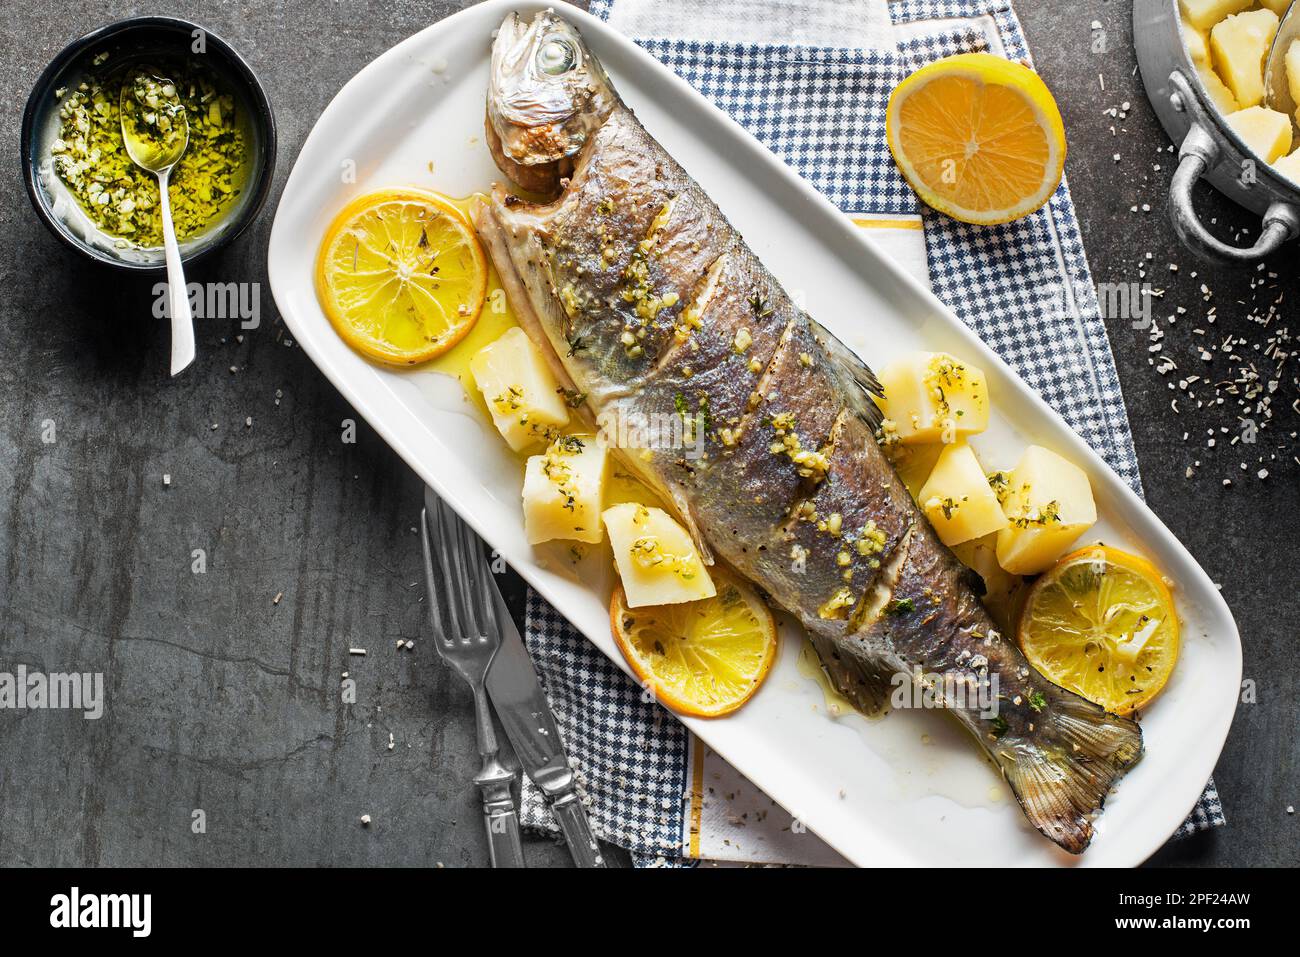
[1226,106,1293,162]
[879,352,989,445]
[1210,9,1279,109]
[1273,147,1300,182]
[1197,64,1241,114]
[469,327,569,452]
[1286,40,1300,119]
[994,446,1097,575]
[1178,0,1251,32]
[888,442,944,500]
[1183,25,1210,66]
[522,434,608,545]
[918,443,1009,547]
[1258,0,1292,16]
[603,503,716,607]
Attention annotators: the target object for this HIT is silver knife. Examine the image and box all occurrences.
[481,563,606,868]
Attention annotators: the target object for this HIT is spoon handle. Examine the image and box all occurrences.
[157,169,196,376]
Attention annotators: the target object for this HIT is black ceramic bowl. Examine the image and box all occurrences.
[21,16,276,271]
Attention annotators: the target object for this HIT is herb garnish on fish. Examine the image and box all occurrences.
[476,9,1142,853]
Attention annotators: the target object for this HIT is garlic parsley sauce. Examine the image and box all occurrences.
[120,72,187,167]
[50,54,247,248]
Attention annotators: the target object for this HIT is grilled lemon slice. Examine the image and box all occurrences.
[610,568,777,718]
[1018,545,1179,715]
[316,188,487,365]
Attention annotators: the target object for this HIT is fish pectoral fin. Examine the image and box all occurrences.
[807,316,884,432]
[669,486,715,565]
[476,200,587,408]
[995,693,1144,854]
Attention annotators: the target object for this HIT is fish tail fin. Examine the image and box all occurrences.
[806,316,884,431]
[997,693,1143,854]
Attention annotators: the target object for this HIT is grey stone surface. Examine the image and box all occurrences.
[1016,2,1298,867]
[0,0,1294,868]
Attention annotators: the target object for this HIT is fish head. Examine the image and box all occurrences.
[486,10,617,195]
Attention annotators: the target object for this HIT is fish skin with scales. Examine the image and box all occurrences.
[476,8,1142,854]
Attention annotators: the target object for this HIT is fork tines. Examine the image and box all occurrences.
[422,497,500,649]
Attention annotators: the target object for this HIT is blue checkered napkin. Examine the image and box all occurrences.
[894,0,1145,493]
[516,0,1224,859]
[519,592,688,856]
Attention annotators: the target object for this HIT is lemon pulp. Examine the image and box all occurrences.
[886,53,1066,225]
[611,570,777,718]
[316,188,487,365]
[1018,545,1179,715]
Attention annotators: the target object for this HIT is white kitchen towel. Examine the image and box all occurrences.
[515,0,1225,865]
[601,0,894,50]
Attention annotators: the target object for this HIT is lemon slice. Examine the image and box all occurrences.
[316,188,487,365]
[1018,545,1179,715]
[886,53,1066,225]
[610,568,777,718]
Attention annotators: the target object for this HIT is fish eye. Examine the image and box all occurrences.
[537,37,577,75]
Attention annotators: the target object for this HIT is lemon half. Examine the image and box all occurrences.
[886,53,1066,225]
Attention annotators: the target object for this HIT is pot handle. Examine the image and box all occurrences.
[1167,73,1300,264]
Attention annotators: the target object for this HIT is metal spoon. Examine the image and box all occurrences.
[120,71,195,376]
[1264,2,1300,136]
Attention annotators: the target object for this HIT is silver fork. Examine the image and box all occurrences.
[420,497,525,868]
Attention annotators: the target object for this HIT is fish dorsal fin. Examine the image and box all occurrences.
[807,315,884,432]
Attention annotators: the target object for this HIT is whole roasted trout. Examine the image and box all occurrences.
[479,9,1141,853]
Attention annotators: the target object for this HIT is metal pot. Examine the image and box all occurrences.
[1134,0,1300,263]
